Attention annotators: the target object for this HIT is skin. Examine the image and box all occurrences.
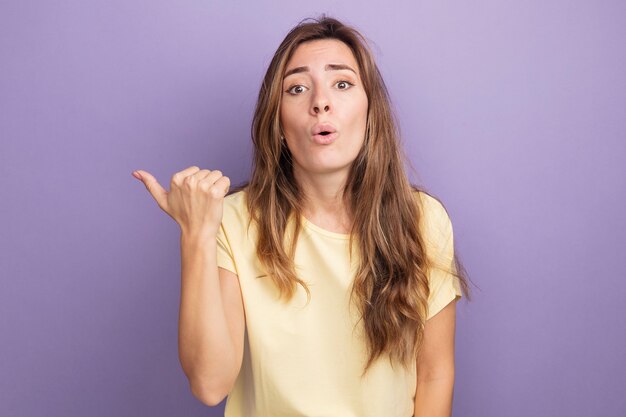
[132,37,457,414]
[281,39,457,416]
[414,299,457,416]
[280,38,368,233]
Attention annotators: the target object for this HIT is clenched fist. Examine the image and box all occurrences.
[132,166,230,238]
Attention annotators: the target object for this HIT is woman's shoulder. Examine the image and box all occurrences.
[224,188,247,207]
[412,188,454,252]
[412,189,450,224]
[221,189,251,226]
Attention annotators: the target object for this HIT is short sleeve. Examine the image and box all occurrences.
[421,194,463,320]
[216,222,237,275]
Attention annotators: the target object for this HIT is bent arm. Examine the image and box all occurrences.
[178,233,245,406]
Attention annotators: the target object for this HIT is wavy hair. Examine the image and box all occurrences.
[233,15,471,375]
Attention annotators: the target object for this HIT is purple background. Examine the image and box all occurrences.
[1,1,624,416]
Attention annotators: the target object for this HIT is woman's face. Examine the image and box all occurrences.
[279,39,369,177]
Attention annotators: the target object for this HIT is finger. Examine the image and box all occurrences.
[135,170,168,209]
[213,175,231,195]
[171,166,201,187]
[198,170,224,188]
[189,169,212,182]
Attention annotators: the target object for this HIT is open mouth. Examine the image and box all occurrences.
[319,131,331,136]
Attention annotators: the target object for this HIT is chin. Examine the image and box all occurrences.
[304,160,355,175]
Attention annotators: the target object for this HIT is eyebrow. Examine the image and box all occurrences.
[283,64,357,79]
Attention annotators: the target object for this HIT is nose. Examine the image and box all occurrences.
[311,88,331,115]
[313,104,330,113]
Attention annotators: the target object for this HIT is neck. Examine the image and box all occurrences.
[294,166,352,232]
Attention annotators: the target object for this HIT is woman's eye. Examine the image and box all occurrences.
[336,81,354,90]
[287,85,307,95]
[285,81,354,95]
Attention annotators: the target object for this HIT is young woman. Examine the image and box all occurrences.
[133,15,470,417]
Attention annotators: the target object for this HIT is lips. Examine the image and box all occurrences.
[311,123,337,136]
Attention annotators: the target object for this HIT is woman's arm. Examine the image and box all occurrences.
[178,234,245,406]
[413,299,458,417]
[132,168,243,405]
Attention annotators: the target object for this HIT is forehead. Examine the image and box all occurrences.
[286,39,359,71]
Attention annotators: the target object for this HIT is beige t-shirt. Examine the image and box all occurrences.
[216,190,462,417]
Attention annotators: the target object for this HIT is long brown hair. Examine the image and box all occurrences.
[233,15,471,375]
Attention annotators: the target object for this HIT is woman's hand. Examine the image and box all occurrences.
[132,166,230,239]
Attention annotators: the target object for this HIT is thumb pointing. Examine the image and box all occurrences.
[133,170,168,210]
